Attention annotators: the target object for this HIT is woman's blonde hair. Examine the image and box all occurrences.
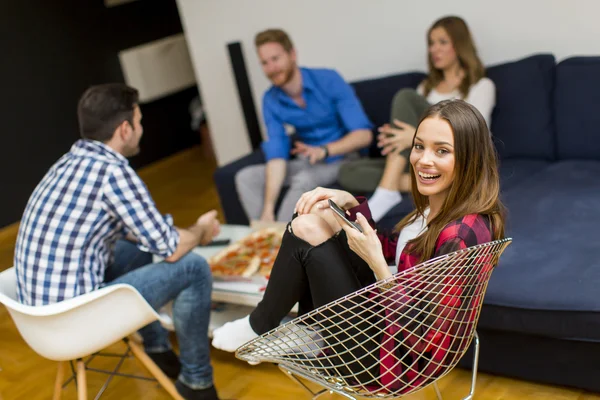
[421,16,485,99]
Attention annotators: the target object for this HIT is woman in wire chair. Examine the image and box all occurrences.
[213,99,505,390]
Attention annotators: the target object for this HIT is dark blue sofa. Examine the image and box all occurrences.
[214,54,600,391]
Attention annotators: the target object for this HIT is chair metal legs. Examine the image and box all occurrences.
[433,382,443,400]
[461,331,480,400]
[279,365,357,400]
[50,337,184,400]
[127,337,184,400]
[431,330,480,400]
[279,365,328,399]
[278,332,481,400]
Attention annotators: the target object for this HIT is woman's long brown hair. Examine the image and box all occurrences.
[421,16,485,99]
[395,99,505,262]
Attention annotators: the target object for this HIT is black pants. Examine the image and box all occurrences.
[249,222,382,384]
[249,222,376,333]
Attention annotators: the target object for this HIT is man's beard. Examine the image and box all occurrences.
[123,142,140,158]
[269,65,295,87]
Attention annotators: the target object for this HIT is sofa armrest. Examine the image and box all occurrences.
[213,149,266,225]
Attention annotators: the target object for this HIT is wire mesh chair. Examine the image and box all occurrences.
[236,238,512,399]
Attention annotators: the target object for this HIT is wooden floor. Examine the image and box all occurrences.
[0,145,598,399]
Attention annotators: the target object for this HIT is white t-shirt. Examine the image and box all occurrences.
[417,77,496,128]
[389,208,430,274]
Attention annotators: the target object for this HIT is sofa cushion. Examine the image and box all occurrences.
[480,161,600,340]
[554,57,600,160]
[352,72,426,157]
[499,159,549,191]
[487,54,556,160]
[356,159,549,231]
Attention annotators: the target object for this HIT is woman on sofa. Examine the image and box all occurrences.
[212,99,505,388]
[338,15,496,222]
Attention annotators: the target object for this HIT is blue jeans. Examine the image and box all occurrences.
[104,240,213,390]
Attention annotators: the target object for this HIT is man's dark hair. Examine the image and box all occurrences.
[77,83,139,142]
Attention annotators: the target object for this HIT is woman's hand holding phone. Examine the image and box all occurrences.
[294,187,359,215]
[328,199,363,233]
[333,211,391,280]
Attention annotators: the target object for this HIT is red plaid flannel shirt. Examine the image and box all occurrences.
[347,197,493,392]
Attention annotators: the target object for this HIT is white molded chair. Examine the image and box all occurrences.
[0,267,183,400]
[236,239,512,400]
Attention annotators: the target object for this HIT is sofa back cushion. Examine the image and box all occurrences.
[554,57,600,160]
[352,72,426,157]
[487,54,556,160]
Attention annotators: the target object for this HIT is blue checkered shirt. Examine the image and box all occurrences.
[15,139,180,305]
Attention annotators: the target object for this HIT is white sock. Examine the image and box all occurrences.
[211,315,258,353]
[368,187,402,222]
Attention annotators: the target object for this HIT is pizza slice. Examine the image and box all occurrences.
[208,227,284,279]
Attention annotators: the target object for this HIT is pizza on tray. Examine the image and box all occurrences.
[208,227,284,279]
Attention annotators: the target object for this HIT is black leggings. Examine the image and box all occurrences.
[249,222,376,334]
[249,221,382,384]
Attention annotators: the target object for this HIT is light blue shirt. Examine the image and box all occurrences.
[261,67,372,163]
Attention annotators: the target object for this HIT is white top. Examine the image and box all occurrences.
[393,208,430,270]
[417,77,496,128]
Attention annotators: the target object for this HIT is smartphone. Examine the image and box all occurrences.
[328,199,363,233]
[201,239,232,247]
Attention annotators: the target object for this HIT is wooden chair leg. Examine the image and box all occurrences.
[52,361,66,400]
[127,337,184,400]
[76,359,87,400]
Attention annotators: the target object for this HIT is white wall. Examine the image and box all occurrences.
[176,0,600,166]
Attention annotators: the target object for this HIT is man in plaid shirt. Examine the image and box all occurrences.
[14,84,221,400]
